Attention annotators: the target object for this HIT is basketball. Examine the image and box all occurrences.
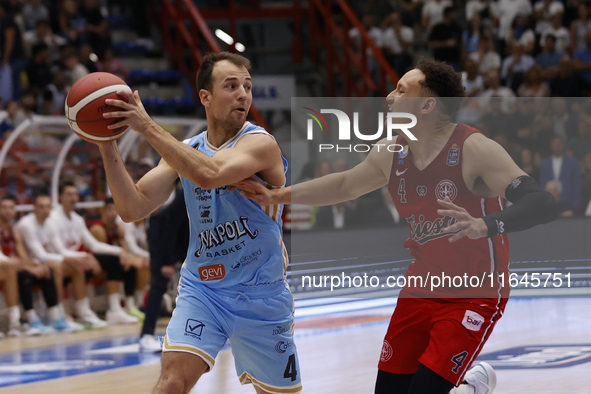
[65,72,132,142]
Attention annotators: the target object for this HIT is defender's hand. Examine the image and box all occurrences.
[27,264,51,278]
[230,179,277,206]
[437,197,488,242]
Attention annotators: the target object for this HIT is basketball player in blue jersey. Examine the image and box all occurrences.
[96,52,301,394]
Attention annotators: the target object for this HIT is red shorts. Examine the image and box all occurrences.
[378,296,506,386]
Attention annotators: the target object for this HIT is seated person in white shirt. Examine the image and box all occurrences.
[90,198,149,321]
[501,41,536,91]
[469,35,501,75]
[0,250,20,337]
[50,181,138,325]
[540,9,571,53]
[2,196,84,335]
[479,70,517,114]
[15,194,99,330]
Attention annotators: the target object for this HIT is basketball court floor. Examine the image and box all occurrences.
[0,296,589,394]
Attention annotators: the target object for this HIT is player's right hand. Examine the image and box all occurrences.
[230,179,275,206]
[83,254,102,276]
[28,264,51,279]
[161,265,175,279]
[3,257,25,269]
[119,251,133,271]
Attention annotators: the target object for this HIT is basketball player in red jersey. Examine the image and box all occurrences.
[232,58,558,394]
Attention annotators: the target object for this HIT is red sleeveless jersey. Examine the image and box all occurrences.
[92,220,121,247]
[388,124,510,300]
[1,227,16,257]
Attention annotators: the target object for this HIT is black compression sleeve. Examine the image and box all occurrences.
[482,176,558,237]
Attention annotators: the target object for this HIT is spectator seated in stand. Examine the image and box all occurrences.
[506,14,535,56]
[539,6,570,54]
[540,136,582,217]
[381,12,414,78]
[96,47,129,81]
[469,35,501,76]
[550,55,586,96]
[570,2,591,53]
[517,65,550,97]
[501,41,535,93]
[573,30,591,93]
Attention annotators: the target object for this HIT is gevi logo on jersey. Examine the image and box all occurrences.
[198,264,226,281]
[303,107,417,153]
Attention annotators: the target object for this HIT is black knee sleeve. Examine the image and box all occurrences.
[18,270,35,311]
[18,270,58,310]
[375,369,414,394]
[407,364,455,394]
[123,267,137,296]
[95,254,124,281]
[40,273,58,308]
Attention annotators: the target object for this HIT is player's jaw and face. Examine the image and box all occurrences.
[34,196,52,222]
[207,60,253,132]
[0,199,16,224]
[60,186,80,212]
[386,69,425,114]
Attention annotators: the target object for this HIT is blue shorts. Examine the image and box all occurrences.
[163,278,302,393]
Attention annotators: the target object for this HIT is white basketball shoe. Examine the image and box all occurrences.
[463,362,496,394]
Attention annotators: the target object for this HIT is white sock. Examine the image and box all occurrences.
[47,306,60,322]
[126,296,136,310]
[449,384,475,394]
[58,303,67,317]
[109,293,122,311]
[26,309,39,323]
[75,298,90,316]
[8,306,20,328]
[135,289,144,307]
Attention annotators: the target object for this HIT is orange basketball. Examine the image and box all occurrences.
[65,72,132,142]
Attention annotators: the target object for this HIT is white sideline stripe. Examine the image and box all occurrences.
[65,84,132,141]
[15,200,105,212]
[294,298,397,317]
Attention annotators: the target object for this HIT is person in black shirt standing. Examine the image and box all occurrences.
[80,0,110,53]
[0,1,27,100]
[428,7,463,72]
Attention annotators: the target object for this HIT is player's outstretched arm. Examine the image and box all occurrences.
[437,134,558,241]
[233,139,392,206]
[99,141,179,222]
[230,181,290,206]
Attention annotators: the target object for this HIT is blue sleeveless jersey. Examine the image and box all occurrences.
[180,122,289,290]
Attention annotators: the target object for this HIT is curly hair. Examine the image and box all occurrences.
[415,57,465,115]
